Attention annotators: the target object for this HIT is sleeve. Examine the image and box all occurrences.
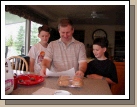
[109,62,118,84]
[78,43,87,63]
[44,42,53,61]
[28,46,37,59]
[84,61,92,77]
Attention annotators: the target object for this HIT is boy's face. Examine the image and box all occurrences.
[38,31,50,44]
[93,45,106,59]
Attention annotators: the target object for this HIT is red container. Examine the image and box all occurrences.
[13,75,18,90]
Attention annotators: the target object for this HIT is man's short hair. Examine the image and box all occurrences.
[58,18,73,29]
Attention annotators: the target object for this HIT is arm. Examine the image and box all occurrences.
[87,74,117,85]
[75,61,87,77]
[40,58,51,77]
[29,57,35,72]
[75,43,87,77]
[104,76,117,85]
[28,45,36,72]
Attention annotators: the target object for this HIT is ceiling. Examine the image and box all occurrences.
[26,5,125,25]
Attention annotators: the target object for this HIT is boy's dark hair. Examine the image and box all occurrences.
[93,37,109,48]
[38,25,51,34]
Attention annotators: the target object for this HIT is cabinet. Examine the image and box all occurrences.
[107,47,112,58]
[73,30,85,43]
[48,28,60,43]
[114,31,125,61]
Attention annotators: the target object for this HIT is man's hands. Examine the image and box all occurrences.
[77,61,87,77]
[40,67,46,77]
[75,70,84,77]
[40,59,51,77]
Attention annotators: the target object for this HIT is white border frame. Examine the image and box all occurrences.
[1,1,129,100]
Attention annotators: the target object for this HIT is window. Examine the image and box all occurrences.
[30,22,42,46]
[5,12,26,58]
[20,22,42,55]
[5,12,42,58]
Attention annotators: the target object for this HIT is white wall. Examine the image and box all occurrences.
[49,22,125,56]
[74,24,125,56]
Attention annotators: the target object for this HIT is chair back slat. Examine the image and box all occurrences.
[15,59,18,70]
[21,62,25,71]
[18,59,22,70]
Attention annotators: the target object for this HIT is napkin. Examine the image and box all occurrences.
[46,68,75,77]
[32,87,57,95]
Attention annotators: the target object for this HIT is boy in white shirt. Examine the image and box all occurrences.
[28,25,50,74]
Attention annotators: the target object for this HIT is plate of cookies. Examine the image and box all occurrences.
[57,75,84,87]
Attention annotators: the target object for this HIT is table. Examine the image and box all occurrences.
[11,71,112,95]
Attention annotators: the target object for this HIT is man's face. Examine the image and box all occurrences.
[59,25,74,43]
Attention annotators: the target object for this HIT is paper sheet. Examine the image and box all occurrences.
[46,68,75,77]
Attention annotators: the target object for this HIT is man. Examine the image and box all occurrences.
[40,18,87,77]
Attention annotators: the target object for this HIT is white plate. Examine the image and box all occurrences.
[53,90,72,95]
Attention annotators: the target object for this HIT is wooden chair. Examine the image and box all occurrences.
[8,56,29,71]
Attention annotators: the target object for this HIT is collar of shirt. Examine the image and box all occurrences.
[58,37,75,44]
[58,37,75,49]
